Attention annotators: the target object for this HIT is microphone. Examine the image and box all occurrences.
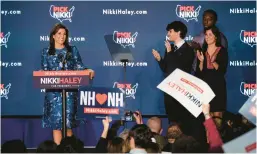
[57,54,64,70]
[58,52,72,70]
[66,52,72,61]
[57,54,64,62]
[58,54,66,70]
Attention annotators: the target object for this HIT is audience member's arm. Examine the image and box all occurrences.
[134,111,143,124]
[202,104,223,152]
[95,116,112,153]
[101,117,111,138]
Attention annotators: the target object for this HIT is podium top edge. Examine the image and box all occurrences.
[33,70,90,76]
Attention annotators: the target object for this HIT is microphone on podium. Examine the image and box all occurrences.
[58,52,72,70]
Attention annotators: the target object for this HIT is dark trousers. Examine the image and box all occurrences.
[164,93,207,145]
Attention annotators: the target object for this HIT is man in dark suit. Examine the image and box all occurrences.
[152,21,208,146]
[152,21,195,125]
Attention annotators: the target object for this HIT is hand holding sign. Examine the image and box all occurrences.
[133,111,143,124]
[102,116,112,130]
[202,104,211,120]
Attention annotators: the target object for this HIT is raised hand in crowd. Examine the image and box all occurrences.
[134,111,143,124]
[101,116,112,138]
[202,103,211,120]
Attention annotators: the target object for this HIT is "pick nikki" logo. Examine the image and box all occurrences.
[0,83,11,99]
[0,32,11,48]
[240,30,256,47]
[176,5,201,22]
[113,31,138,48]
[49,5,75,23]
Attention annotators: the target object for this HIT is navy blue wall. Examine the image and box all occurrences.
[1,1,256,115]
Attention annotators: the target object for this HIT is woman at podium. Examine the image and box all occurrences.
[41,23,94,145]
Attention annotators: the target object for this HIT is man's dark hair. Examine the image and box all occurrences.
[203,9,218,23]
[166,21,187,39]
[128,124,153,149]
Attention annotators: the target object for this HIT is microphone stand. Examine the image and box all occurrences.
[120,59,128,128]
[61,57,67,138]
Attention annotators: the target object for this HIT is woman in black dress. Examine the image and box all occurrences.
[196,25,228,119]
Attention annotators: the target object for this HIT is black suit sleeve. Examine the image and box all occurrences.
[157,50,168,73]
[195,56,203,79]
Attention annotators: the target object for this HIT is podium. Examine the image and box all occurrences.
[33,70,90,138]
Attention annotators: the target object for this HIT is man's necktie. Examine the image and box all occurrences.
[174,45,178,51]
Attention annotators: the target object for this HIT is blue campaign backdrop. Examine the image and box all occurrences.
[1,1,256,116]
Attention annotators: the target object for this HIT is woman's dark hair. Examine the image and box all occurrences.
[166,21,188,39]
[107,137,125,153]
[48,23,71,55]
[36,140,57,153]
[202,25,222,52]
[128,124,153,149]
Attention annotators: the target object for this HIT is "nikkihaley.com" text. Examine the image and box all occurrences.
[103,61,147,67]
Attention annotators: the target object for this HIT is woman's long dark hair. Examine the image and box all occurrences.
[48,23,72,55]
[202,25,222,52]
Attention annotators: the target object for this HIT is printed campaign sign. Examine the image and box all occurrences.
[222,128,256,153]
[157,68,215,117]
[77,87,125,120]
[239,91,257,125]
[33,70,90,89]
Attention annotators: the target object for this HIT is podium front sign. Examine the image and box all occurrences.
[33,71,90,89]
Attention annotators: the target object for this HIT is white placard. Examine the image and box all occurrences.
[157,68,215,117]
[239,91,257,126]
[222,128,256,153]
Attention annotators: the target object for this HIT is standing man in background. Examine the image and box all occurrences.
[152,21,195,134]
[191,9,228,75]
